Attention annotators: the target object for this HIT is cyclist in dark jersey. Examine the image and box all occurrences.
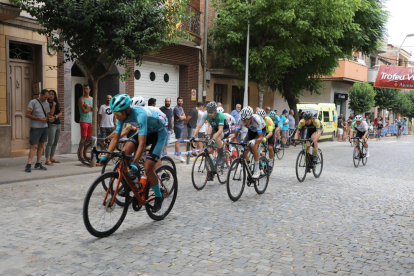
[293,111,322,164]
[191,102,230,166]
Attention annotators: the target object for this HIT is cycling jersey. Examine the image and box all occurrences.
[223,113,236,126]
[377,121,383,129]
[264,117,275,133]
[146,106,168,128]
[354,121,368,132]
[297,119,322,130]
[236,114,266,134]
[198,111,229,130]
[396,121,403,127]
[351,121,356,130]
[115,106,166,135]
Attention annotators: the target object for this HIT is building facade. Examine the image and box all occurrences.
[0,1,58,158]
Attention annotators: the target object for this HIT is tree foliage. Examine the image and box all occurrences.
[348,82,376,115]
[12,0,189,165]
[210,0,388,118]
[394,92,413,118]
[374,87,399,110]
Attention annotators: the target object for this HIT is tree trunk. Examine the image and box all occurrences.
[90,79,99,167]
[258,81,265,109]
[282,79,299,124]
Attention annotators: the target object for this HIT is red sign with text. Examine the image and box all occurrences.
[374,65,414,90]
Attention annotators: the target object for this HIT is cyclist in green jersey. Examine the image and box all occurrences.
[191,102,230,166]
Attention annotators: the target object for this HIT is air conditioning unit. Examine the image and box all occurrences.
[206,71,211,81]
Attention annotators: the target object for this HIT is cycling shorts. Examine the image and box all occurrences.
[267,131,276,147]
[300,128,317,140]
[244,128,261,147]
[355,129,367,140]
[128,128,168,162]
[211,127,230,139]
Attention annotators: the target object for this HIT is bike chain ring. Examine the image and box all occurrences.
[132,197,142,212]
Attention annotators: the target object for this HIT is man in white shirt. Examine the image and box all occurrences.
[196,104,207,150]
[98,95,115,138]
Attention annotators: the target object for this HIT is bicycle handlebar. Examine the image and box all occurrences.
[93,147,134,160]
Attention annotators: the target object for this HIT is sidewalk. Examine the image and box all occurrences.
[0,143,191,185]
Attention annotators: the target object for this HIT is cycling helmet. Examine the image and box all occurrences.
[110,94,132,112]
[303,111,313,120]
[355,115,363,121]
[256,109,266,118]
[269,110,276,117]
[206,102,218,113]
[131,96,146,107]
[217,107,224,113]
[240,106,254,121]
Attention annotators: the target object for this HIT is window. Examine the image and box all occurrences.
[323,111,330,122]
[164,73,169,83]
[134,70,141,80]
[214,84,223,103]
[9,42,33,61]
[149,72,156,81]
[370,57,376,69]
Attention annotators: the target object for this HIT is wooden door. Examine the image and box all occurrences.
[10,61,33,150]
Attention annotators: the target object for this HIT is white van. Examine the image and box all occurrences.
[297,103,338,140]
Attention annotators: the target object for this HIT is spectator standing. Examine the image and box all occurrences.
[230,104,241,123]
[78,84,95,146]
[24,89,53,172]
[97,95,115,138]
[148,98,156,107]
[280,109,289,146]
[217,102,222,107]
[298,109,303,120]
[186,102,203,139]
[288,109,296,137]
[374,117,378,127]
[160,97,174,153]
[337,114,344,141]
[196,104,207,150]
[265,106,271,117]
[45,90,63,166]
[173,97,186,162]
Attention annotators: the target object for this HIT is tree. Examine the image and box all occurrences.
[210,0,387,121]
[405,90,414,119]
[394,92,413,118]
[374,87,399,110]
[348,82,376,115]
[12,0,189,165]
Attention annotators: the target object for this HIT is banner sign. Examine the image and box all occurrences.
[374,65,414,90]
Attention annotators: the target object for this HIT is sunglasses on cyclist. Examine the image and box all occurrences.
[113,111,123,116]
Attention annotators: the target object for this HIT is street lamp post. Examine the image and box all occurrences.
[396,33,414,66]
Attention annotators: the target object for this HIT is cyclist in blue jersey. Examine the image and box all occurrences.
[100,94,167,212]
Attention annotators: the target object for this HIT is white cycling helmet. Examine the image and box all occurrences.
[240,106,253,121]
[355,115,363,121]
[217,107,224,113]
[256,109,266,118]
[131,96,146,107]
[206,102,218,113]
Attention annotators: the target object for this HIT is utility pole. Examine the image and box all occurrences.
[203,0,209,102]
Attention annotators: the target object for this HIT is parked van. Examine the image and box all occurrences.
[297,103,337,140]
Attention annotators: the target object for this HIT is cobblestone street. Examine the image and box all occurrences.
[1,136,414,276]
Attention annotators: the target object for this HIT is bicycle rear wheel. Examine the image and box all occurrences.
[226,158,246,202]
[217,151,231,184]
[312,149,323,178]
[83,141,107,165]
[295,151,307,182]
[254,156,269,194]
[161,155,177,173]
[275,140,285,160]
[83,172,130,238]
[353,146,361,168]
[191,153,209,190]
[145,165,178,221]
[77,141,91,165]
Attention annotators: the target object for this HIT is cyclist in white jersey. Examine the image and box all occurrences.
[354,115,370,157]
[228,106,265,178]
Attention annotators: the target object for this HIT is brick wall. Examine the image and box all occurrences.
[57,51,65,131]
[125,45,200,115]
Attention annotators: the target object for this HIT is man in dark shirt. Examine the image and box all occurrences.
[160,97,173,153]
[337,114,344,141]
[186,102,203,139]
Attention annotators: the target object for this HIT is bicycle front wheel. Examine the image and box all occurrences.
[83,172,130,238]
[161,155,177,173]
[275,141,285,160]
[295,151,307,182]
[254,156,269,194]
[145,165,178,221]
[191,153,209,190]
[226,158,246,202]
[312,149,323,178]
[353,146,361,168]
[361,146,368,166]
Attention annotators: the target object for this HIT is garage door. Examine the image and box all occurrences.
[134,61,179,108]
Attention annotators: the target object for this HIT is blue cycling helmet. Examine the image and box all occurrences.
[269,111,276,117]
[110,94,132,112]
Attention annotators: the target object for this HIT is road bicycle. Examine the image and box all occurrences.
[396,127,402,139]
[351,137,368,168]
[83,147,178,238]
[190,139,231,190]
[226,141,270,202]
[292,139,323,182]
[77,139,107,165]
[376,128,382,141]
[274,137,285,160]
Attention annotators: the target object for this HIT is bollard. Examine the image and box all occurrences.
[186,142,190,165]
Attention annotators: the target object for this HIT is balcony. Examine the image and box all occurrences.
[0,2,20,22]
[367,67,379,83]
[323,60,368,83]
[182,4,201,45]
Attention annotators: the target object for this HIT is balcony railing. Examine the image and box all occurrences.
[183,4,201,38]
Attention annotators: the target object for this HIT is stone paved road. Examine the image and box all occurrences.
[1,136,414,275]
